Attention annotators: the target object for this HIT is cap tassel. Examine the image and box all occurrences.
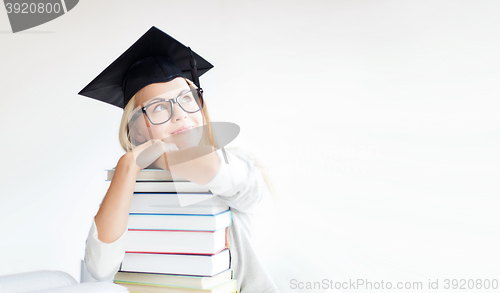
[189,48,228,164]
[188,47,200,88]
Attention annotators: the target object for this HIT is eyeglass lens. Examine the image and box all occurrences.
[145,89,203,124]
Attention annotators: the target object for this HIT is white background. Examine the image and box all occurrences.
[0,1,499,292]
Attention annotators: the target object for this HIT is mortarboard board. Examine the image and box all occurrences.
[78,26,213,109]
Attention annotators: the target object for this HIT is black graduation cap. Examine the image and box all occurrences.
[78,26,213,108]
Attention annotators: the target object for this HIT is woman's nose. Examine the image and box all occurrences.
[170,102,187,122]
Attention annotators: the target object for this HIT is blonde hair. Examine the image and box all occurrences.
[117,78,276,199]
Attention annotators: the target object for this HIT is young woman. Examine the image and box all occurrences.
[80,27,279,293]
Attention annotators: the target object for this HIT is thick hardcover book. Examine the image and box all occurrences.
[125,228,227,255]
[127,210,232,231]
[106,168,187,182]
[113,270,233,289]
[130,193,229,215]
[134,181,210,193]
[120,249,231,277]
[114,279,237,293]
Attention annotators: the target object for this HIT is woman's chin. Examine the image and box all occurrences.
[175,138,203,150]
[162,128,203,150]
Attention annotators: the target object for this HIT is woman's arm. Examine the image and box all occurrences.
[152,145,221,186]
[85,152,141,281]
[94,152,141,243]
[85,217,127,281]
[154,146,264,213]
[200,148,266,213]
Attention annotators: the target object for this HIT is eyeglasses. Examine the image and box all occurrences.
[131,88,204,125]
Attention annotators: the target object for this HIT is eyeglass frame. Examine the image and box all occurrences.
[130,87,204,126]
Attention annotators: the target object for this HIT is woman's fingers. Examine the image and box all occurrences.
[161,142,179,152]
[131,139,155,156]
[133,140,178,168]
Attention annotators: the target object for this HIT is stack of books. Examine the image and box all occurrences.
[105,169,238,293]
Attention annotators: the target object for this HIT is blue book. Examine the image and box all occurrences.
[127,210,232,231]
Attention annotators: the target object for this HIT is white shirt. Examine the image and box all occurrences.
[84,148,279,293]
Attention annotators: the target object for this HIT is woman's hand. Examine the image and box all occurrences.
[122,139,179,171]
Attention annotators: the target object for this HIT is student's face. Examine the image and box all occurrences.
[130,77,204,150]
